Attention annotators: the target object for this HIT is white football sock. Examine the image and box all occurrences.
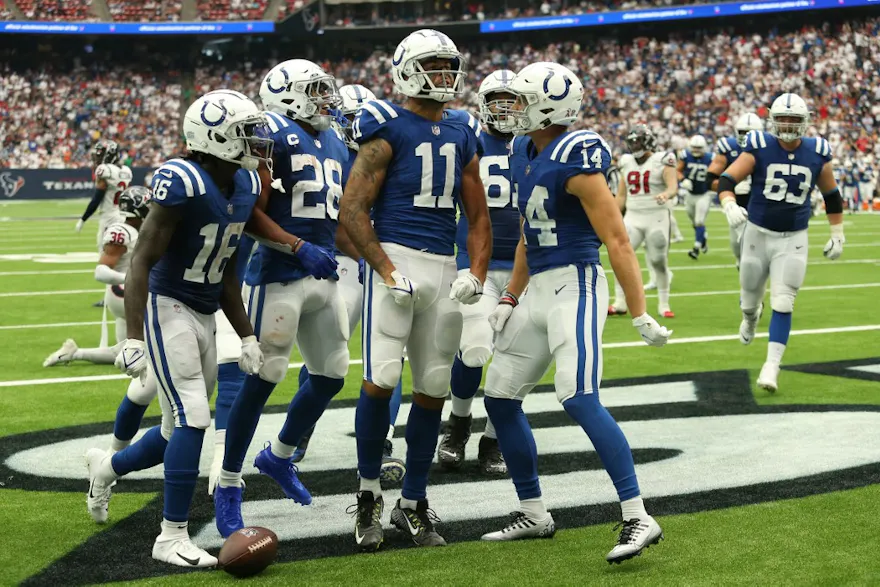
[400,497,419,510]
[109,437,130,452]
[484,418,497,440]
[620,496,649,521]
[160,519,189,538]
[767,342,786,365]
[520,498,548,520]
[451,395,473,418]
[387,425,395,442]
[218,468,242,489]
[359,477,381,496]
[271,438,296,460]
[73,347,117,365]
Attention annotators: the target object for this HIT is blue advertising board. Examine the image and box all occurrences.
[0,20,274,35]
[0,168,154,200]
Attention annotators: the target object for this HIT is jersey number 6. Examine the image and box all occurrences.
[763,163,812,205]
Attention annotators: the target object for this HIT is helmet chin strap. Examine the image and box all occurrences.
[239,156,260,171]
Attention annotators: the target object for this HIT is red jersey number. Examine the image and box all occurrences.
[109,231,125,245]
[627,170,651,195]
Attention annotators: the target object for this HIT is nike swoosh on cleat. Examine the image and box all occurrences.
[177,553,201,566]
[403,515,420,536]
[355,528,365,544]
[438,449,458,459]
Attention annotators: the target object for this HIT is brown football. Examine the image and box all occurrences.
[218,526,278,578]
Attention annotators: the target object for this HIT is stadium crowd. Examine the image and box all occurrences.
[107,0,182,22]
[1,17,878,168]
[12,0,97,21]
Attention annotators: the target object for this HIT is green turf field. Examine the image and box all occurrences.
[2,199,880,586]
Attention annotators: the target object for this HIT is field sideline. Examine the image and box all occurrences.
[1,199,880,586]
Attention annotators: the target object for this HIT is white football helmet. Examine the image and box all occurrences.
[478,69,516,134]
[768,93,809,142]
[500,62,583,136]
[260,59,340,131]
[337,84,377,150]
[688,135,708,157]
[734,112,764,147]
[391,29,467,103]
[183,90,271,172]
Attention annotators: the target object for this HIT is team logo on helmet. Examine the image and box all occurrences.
[392,45,406,67]
[266,67,291,94]
[200,99,228,127]
[543,70,572,102]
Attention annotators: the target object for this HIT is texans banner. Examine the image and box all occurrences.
[0,168,153,200]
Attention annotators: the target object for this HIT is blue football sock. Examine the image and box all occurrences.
[162,426,204,523]
[298,364,309,390]
[695,225,706,246]
[110,425,168,476]
[450,353,482,401]
[215,362,245,431]
[222,375,276,473]
[389,367,403,428]
[563,393,640,501]
[355,388,390,480]
[484,396,540,500]
[113,396,149,443]
[278,374,344,446]
[401,400,442,501]
[768,310,792,345]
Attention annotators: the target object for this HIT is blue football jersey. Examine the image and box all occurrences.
[679,149,713,195]
[512,130,608,275]
[715,135,751,206]
[744,131,832,232]
[843,168,859,187]
[246,111,348,286]
[148,159,260,314]
[352,100,479,255]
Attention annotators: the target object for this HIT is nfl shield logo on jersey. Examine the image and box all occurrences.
[525,165,531,176]
[227,203,234,214]
[432,125,441,136]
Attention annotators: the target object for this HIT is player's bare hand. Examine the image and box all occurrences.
[655,193,668,205]
[239,335,264,375]
[296,241,339,281]
[115,338,148,383]
[722,198,748,227]
[382,270,417,306]
[75,219,84,233]
[488,291,519,332]
[632,313,672,347]
[449,272,483,305]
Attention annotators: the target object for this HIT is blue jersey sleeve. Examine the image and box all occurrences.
[812,136,833,164]
[151,159,206,207]
[234,168,262,198]
[742,130,768,156]
[551,130,613,183]
[445,109,484,157]
[353,100,400,147]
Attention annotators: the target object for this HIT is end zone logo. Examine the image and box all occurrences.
[0,172,25,198]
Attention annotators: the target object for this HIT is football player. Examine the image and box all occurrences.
[678,135,713,259]
[44,186,151,368]
[84,90,268,568]
[479,63,669,564]
[857,156,875,213]
[213,60,353,537]
[339,29,491,550]
[841,160,860,214]
[708,112,764,267]
[436,69,517,476]
[717,93,844,392]
[609,125,677,318]
[77,139,133,251]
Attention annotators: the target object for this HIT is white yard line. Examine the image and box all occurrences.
[0,321,103,331]
[0,289,103,298]
[3,323,879,388]
[0,269,94,277]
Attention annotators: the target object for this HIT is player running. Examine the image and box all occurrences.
[678,135,713,259]
[717,93,845,392]
[77,139,133,251]
[339,29,491,550]
[478,62,670,565]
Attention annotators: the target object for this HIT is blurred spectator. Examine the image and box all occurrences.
[195,0,267,21]
[14,0,97,22]
[108,0,182,22]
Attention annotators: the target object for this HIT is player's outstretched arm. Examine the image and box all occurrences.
[77,178,107,231]
[707,153,729,192]
[245,183,303,255]
[658,164,678,204]
[339,137,396,281]
[459,154,492,281]
[94,242,126,285]
[615,174,628,213]
[816,162,845,259]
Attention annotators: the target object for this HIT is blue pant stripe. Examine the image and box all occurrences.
[150,294,187,426]
[590,265,600,393]
[575,265,587,394]
[144,297,176,420]
[252,285,266,339]
[363,267,373,382]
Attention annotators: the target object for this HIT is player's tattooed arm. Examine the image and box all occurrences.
[123,203,182,341]
[717,152,756,204]
[219,249,255,340]
[460,154,492,281]
[506,218,530,298]
[334,222,360,259]
[568,173,646,317]
[339,137,397,282]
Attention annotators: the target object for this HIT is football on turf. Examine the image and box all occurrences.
[218,526,278,578]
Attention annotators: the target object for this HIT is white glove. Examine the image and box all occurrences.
[75,219,84,233]
[823,224,845,260]
[680,178,693,192]
[239,335,264,375]
[488,291,519,333]
[381,270,417,306]
[115,338,148,383]
[632,313,672,348]
[449,272,483,305]
[722,197,748,228]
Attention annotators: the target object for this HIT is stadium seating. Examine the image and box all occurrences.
[195,0,268,21]
[107,0,182,22]
[13,0,97,21]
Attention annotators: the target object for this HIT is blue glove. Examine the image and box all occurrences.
[358,258,365,285]
[296,241,339,280]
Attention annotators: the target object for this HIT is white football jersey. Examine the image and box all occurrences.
[95,163,133,220]
[100,222,138,274]
[619,151,676,212]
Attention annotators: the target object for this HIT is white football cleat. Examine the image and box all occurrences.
[643,281,656,291]
[606,516,663,564]
[44,339,78,367]
[85,448,114,524]
[757,362,780,392]
[152,534,218,568]
[481,511,556,541]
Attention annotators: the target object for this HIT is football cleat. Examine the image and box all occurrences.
[390,499,447,547]
[85,448,114,524]
[481,511,556,541]
[348,491,384,552]
[254,443,312,505]
[291,423,316,463]
[213,484,245,538]
[477,435,507,476]
[380,439,406,485]
[670,233,684,244]
[739,304,762,345]
[437,413,471,470]
[687,247,699,260]
[44,339,78,367]
[757,362,780,393]
[661,309,675,319]
[606,517,664,564]
[608,304,628,316]
[152,535,218,568]
[642,281,656,291]
[701,242,709,255]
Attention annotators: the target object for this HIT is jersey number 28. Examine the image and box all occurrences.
[185,222,245,284]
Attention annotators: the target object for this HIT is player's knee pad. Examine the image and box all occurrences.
[459,318,493,368]
[770,290,796,314]
[460,344,492,368]
[739,256,765,293]
[371,358,404,391]
[646,235,669,269]
[260,355,290,384]
[434,298,463,357]
[314,345,350,380]
[184,401,212,430]
[420,362,455,399]
[126,372,158,406]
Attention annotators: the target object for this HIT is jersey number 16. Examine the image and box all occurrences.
[184,222,245,284]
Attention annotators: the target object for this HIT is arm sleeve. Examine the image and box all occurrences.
[81,189,106,222]
[94,264,126,285]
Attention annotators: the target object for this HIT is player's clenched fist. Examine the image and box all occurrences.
[449,272,483,305]
[239,335,264,375]
[488,291,518,332]
[382,270,417,306]
[632,313,672,347]
[115,338,148,383]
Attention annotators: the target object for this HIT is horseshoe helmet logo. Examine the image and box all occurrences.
[200,99,227,127]
[543,69,572,102]
[265,67,290,94]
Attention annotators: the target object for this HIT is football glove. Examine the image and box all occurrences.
[823,224,845,260]
[296,241,339,281]
[632,313,672,347]
[115,338,148,383]
[722,197,748,227]
[75,219,84,233]
[449,272,483,305]
[488,291,519,333]
[239,335,264,375]
[680,178,693,192]
[381,270,417,306]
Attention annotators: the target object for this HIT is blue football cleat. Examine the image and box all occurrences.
[214,484,244,538]
[254,443,312,505]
